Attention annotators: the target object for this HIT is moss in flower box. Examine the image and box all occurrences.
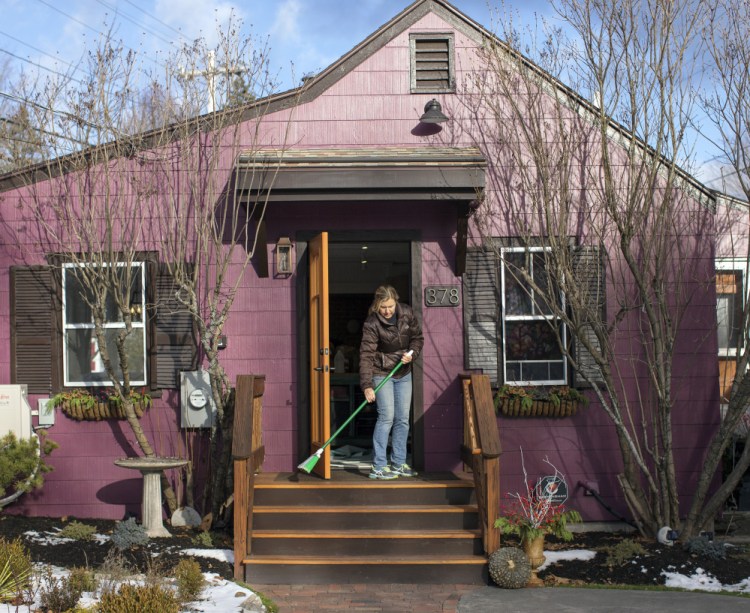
[51,389,151,421]
[494,385,587,417]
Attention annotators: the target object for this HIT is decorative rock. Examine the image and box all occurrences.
[171,506,202,528]
[488,547,532,589]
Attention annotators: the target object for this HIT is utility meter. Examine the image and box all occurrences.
[180,370,215,428]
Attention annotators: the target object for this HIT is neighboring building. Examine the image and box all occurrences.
[0,0,721,526]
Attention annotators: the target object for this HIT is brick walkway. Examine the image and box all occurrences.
[250,583,482,612]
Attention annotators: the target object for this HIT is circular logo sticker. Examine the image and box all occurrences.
[535,475,568,504]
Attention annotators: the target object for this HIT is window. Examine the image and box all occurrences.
[463,243,602,388]
[62,262,147,386]
[716,263,745,356]
[410,33,455,93]
[11,260,197,394]
[500,247,567,385]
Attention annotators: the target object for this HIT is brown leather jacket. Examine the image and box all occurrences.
[359,303,424,391]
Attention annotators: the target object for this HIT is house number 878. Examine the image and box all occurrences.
[424,286,460,307]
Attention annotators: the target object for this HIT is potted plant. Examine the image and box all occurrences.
[494,456,582,585]
[494,384,587,417]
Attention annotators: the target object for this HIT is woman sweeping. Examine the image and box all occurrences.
[359,285,424,480]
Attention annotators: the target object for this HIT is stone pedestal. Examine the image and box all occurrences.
[114,457,188,537]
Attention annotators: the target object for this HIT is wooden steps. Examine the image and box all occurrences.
[241,471,488,584]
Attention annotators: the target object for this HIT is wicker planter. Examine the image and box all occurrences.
[497,397,580,418]
[59,399,147,421]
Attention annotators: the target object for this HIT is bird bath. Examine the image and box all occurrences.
[114,456,188,537]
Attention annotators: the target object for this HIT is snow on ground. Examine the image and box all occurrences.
[1,547,266,613]
[4,547,750,611]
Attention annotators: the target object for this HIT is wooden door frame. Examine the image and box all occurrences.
[295,230,424,471]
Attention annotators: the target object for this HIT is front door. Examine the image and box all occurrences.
[309,232,331,478]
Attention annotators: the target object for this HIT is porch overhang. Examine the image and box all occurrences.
[235,147,486,276]
[235,147,485,202]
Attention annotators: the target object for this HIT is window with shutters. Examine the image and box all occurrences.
[10,260,197,393]
[464,243,604,388]
[410,33,455,93]
[62,262,147,386]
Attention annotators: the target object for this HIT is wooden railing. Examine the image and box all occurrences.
[460,373,502,555]
[232,374,266,581]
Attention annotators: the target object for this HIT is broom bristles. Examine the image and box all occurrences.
[297,453,320,474]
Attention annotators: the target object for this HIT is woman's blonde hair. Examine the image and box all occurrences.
[369,285,400,315]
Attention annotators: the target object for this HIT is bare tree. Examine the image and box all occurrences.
[701,0,750,533]
[138,15,294,523]
[464,0,719,538]
[14,14,290,520]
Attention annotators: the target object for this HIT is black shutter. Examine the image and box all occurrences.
[463,249,500,385]
[10,266,54,394]
[153,265,198,389]
[572,245,606,387]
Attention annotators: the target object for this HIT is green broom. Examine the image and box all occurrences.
[297,350,413,474]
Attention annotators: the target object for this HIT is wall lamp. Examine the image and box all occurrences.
[276,236,294,275]
[419,99,448,124]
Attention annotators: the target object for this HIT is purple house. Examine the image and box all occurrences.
[0,0,721,583]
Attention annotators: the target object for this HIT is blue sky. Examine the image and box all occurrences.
[0,0,555,91]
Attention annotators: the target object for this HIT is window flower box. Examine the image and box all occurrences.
[50,389,151,421]
[494,385,587,418]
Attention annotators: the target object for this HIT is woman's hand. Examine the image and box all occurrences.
[400,350,414,364]
[364,388,376,403]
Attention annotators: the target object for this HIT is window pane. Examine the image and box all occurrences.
[505,321,562,361]
[717,270,743,351]
[64,272,93,324]
[504,252,532,315]
[66,328,145,385]
[531,252,557,315]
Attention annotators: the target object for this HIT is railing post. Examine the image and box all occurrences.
[232,374,265,582]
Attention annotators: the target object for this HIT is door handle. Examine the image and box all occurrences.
[314,366,330,372]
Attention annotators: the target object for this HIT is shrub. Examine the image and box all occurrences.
[68,566,98,593]
[39,567,86,613]
[602,539,646,566]
[173,558,205,603]
[0,538,32,602]
[96,550,133,597]
[60,521,97,541]
[0,432,57,500]
[191,531,213,548]
[111,518,148,551]
[96,583,179,613]
[683,536,727,561]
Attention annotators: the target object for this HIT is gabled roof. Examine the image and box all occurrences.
[0,0,722,204]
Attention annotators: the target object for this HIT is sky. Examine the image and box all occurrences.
[0,0,558,92]
[0,0,733,189]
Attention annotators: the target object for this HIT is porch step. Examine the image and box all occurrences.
[241,472,488,584]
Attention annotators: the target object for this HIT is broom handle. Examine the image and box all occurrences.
[317,350,413,453]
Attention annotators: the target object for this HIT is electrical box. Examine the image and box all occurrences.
[0,385,32,439]
[180,370,215,428]
[37,398,55,427]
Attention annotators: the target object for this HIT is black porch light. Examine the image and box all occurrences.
[276,236,294,274]
[419,99,448,124]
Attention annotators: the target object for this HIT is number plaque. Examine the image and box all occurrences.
[424,286,460,307]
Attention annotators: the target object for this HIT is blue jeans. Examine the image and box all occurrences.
[371,372,412,470]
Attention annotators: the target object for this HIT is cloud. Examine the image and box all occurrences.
[269,0,303,44]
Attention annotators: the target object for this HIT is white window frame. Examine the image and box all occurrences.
[716,258,748,359]
[409,33,455,93]
[500,246,568,386]
[62,261,147,387]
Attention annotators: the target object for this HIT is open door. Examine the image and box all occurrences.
[309,232,331,478]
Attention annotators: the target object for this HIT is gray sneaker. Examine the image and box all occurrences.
[391,463,417,477]
[369,466,398,480]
